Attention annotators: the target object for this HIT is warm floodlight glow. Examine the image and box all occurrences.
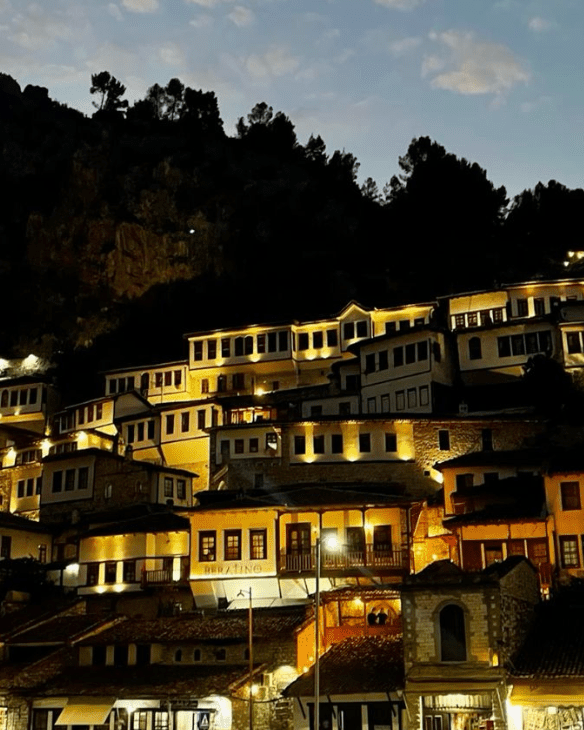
[65,563,79,575]
[22,354,39,370]
[256,387,265,396]
[322,535,340,552]
[0,358,9,370]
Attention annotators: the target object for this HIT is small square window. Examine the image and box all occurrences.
[331,434,343,454]
[561,482,581,510]
[359,433,371,453]
[313,435,325,454]
[294,435,306,455]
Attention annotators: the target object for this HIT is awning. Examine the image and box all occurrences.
[55,699,115,725]
[510,681,584,706]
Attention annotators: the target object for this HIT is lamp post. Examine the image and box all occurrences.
[238,588,254,730]
[314,534,339,730]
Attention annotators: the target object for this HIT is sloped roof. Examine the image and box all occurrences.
[81,512,190,538]
[78,607,306,645]
[0,512,53,533]
[435,449,542,470]
[284,635,403,697]
[512,599,584,678]
[7,615,119,645]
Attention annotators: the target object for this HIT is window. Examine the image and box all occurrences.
[560,536,580,568]
[356,320,368,337]
[217,375,226,392]
[278,330,289,351]
[87,563,99,586]
[385,321,396,334]
[468,337,482,360]
[345,374,360,390]
[234,337,244,356]
[327,329,338,347]
[294,435,306,455]
[216,648,226,661]
[331,434,343,454]
[249,438,259,453]
[234,439,244,454]
[399,319,410,331]
[104,483,113,499]
[567,333,582,354]
[164,477,173,498]
[534,297,545,316]
[417,341,428,360]
[420,385,430,407]
[298,332,309,351]
[343,322,355,340]
[310,405,323,418]
[439,604,466,661]
[136,644,151,665]
[174,649,183,662]
[26,478,34,496]
[232,373,244,390]
[266,433,278,450]
[193,648,202,662]
[0,535,11,559]
[385,433,397,452]
[482,428,493,451]
[438,430,450,451]
[181,412,190,433]
[313,331,323,349]
[396,391,405,411]
[267,332,277,352]
[313,435,325,454]
[393,347,403,367]
[174,370,182,386]
[177,479,186,499]
[365,353,376,373]
[405,344,416,364]
[498,336,511,358]
[407,388,417,408]
[359,433,371,453]
[197,410,206,430]
[224,530,241,560]
[126,425,135,444]
[250,529,267,560]
[561,482,581,510]
[456,473,473,489]
[194,341,203,361]
[137,422,144,441]
[373,525,392,554]
[367,397,376,414]
[378,350,388,370]
[17,480,25,498]
[123,560,136,583]
[165,414,175,435]
[105,561,117,584]
[516,298,529,317]
[65,469,75,491]
[244,336,253,355]
[52,471,63,493]
[199,531,216,561]
[339,401,351,416]
[511,334,525,356]
[221,338,230,357]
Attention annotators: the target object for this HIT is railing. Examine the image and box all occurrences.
[279,544,407,573]
[324,621,402,647]
[141,565,188,587]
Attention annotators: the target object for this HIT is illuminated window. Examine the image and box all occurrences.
[224,530,241,560]
[199,531,216,561]
[493,308,504,323]
[266,433,278,450]
[467,312,478,327]
[561,482,581,510]
[250,529,267,560]
[221,338,230,357]
[153,712,169,730]
[560,536,580,568]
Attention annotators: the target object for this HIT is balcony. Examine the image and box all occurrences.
[279,544,408,574]
[141,564,188,588]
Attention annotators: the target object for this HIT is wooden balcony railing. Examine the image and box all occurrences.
[141,565,188,588]
[279,544,407,573]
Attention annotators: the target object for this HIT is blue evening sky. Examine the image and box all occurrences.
[1,0,583,199]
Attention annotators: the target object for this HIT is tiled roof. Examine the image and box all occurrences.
[0,512,53,533]
[81,512,190,537]
[34,664,252,698]
[0,599,85,639]
[284,635,403,697]
[512,600,584,678]
[435,449,542,470]
[78,607,306,645]
[8,615,119,645]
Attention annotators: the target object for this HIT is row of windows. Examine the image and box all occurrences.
[364,340,431,374]
[193,330,290,361]
[151,370,182,388]
[17,477,42,498]
[293,432,398,455]
[108,376,137,394]
[453,308,505,330]
[127,420,156,444]
[566,331,584,354]
[220,432,278,455]
[52,467,89,493]
[14,448,42,465]
[497,330,552,358]
[394,385,430,411]
[163,409,216,436]
[200,374,251,395]
[87,559,140,585]
[0,387,39,409]
[199,529,267,562]
[163,476,187,500]
[384,317,426,334]
[77,403,104,425]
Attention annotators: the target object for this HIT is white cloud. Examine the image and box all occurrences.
[373,0,425,10]
[245,45,300,79]
[121,0,158,11]
[520,95,552,113]
[7,5,77,50]
[184,0,225,7]
[228,5,254,26]
[425,30,529,96]
[189,13,213,27]
[159,43,185,66]
[528,16,552,33]
[107,4,124,21]
[389,36,421,56]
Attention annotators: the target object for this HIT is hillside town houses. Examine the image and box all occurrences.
[3,279,584,730]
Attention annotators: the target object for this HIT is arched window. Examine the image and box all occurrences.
[439,604,466,661]
[193,648,201,662]
[468,337,482,361]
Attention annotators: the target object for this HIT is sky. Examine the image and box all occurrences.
[1,0,583,200]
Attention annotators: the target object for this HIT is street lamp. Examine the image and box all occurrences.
[238,588,254,730]
[314,534,340,730]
